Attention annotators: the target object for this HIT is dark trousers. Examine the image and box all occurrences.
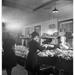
[6,68,12,75]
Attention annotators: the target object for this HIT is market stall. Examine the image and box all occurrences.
[37,48,73,75]
[14,32,73,75]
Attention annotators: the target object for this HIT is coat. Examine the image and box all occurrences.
[2,36,17,69]
[26,40,44,72]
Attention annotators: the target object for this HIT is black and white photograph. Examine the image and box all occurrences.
[2,0,73,75]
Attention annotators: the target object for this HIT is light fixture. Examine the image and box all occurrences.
[52,1,59,13]
[52,7,59,13]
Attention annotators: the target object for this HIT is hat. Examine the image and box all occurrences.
[31,31,39,38]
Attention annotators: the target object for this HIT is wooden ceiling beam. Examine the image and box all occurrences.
[33,0,58,11]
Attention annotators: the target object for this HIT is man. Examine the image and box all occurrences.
[26,31,44,75]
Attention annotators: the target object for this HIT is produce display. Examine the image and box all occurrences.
[15,45,29,57]
[38,48,73,60]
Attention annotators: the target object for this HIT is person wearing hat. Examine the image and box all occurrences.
[26,31,44,75]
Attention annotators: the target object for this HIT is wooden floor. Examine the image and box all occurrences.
[2,65,28,75]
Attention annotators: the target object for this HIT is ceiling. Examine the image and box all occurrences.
[2,0,73,26]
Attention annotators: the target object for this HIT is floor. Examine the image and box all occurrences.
[2,65,54,75]
[2,64,28,75]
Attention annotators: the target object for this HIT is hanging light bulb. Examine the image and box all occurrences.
[52,1,59,13]
[52,7,59,13]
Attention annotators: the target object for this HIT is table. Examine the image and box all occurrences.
[38,56,73,75]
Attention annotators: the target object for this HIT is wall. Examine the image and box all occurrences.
[23,18,58,36]
[41,19,58,35]
[23,17,73,37]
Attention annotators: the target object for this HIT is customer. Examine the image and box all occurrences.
[2,32,17,75]
[58,35,71,50]
[26,31,44,75]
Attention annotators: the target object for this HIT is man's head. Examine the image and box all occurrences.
[31,31,40,42]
